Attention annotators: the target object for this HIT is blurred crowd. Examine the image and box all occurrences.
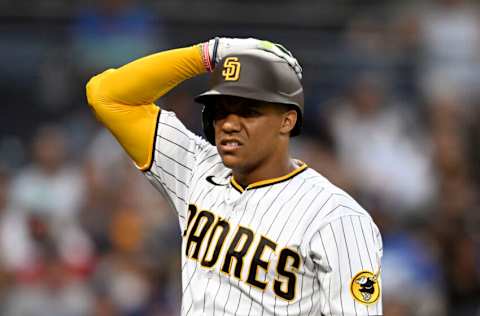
[1,0,480,315]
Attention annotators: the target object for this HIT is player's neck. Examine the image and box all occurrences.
[232,155,296,189]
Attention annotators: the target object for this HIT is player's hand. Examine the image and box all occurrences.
[202,37,302,80]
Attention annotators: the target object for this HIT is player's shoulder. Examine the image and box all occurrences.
[295,167,379,252]
[299,167,372,221]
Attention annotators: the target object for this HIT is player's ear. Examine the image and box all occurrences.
[279,109,297,135]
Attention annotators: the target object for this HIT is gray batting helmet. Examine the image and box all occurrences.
[194,49,304,144]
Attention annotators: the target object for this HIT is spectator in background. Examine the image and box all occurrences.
[328,73,435,218]
[11,125,85,224]
[342,16,392,76]
[382,230,446,316]
[429,96,476,219]
[82,128,179,253]
[71,0,167,75]
[3,246,95,316]
[80,128,181,314]
[467,104,480,189]
[435,223,480,316]
[427,93,480,316]
[417,0,480,106]
[0,166,33,277]
[85,165,179,315]
[1,165,94,316]
[9,125,93,277]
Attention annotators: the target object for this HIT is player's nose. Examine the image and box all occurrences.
[219,113,242,132]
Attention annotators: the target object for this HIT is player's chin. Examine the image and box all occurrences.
[219,153,243,169]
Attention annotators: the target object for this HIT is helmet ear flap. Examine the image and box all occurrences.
[202,105,216,145]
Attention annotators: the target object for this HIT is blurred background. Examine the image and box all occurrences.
[0,0,479,315]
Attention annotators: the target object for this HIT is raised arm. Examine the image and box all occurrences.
[85,45,206,170]
[85,38,302,170]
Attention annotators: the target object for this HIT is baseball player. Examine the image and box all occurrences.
[86,37,383,315]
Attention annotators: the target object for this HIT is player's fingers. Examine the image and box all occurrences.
[273,43,293,57]
[258,41,302,79]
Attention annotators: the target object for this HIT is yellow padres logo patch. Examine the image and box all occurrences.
[222,57,241,81]
[350,271,380,305]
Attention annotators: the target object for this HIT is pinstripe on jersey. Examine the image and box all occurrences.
[144,110,383,316]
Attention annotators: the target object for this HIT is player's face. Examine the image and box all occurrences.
[212,96,292,174]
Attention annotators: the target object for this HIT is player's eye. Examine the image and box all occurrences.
[240,108,261,117]
[213,109,228,121]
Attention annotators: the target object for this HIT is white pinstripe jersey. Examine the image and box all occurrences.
[144,110,383,316]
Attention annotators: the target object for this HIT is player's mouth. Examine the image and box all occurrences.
[219,138,243,152]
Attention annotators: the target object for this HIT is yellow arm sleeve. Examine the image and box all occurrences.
[86,45,206,170]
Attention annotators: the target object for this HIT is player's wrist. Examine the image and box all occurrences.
[199,41,214,72]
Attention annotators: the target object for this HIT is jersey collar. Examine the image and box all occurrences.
[230,161,308,193]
